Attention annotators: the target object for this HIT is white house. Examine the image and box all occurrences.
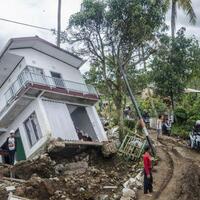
[0,36,107,161]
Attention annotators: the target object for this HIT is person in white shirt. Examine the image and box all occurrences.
[157,115,163,140]
[5,130,17,165]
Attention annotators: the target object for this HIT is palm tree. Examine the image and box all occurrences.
[167,0,196,38]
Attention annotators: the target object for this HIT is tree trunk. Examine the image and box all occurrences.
[113,69,124,142]
[171,0,177,39]
[170,90,175,111]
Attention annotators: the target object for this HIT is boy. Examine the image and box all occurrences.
[143,145,153,196]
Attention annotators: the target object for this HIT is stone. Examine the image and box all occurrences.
[123,178,136,189]
[65,161,88,170]
[101,141,118,157]
[55,164,65,175]
[5,186,16,192]
[99,194,109,200]
[78,187,85,192]
[47,139,66,153]
[121,188,136,200]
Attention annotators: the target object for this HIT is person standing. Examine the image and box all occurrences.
[156,115,163,139]
[6,130,17,165]
[143,145,153,196]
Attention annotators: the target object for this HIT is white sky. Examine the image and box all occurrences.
[0,0,199,73]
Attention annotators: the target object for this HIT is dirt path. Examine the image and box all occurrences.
[137,134,200,200]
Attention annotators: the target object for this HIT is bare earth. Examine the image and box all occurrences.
[137,133,200,200]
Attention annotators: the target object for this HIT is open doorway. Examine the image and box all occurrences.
[67,104,99,142]
[15,129,26,161]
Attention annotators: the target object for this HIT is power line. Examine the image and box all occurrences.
[0,17,54,31]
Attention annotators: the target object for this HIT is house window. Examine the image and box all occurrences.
[26,66,44,75]
[24,112,42,147]
[50,71,65,88]
[25,66,46,85]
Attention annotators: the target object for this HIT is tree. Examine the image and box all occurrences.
[166,0,196,38]
[65,0,167,132]
[150,28,200,110]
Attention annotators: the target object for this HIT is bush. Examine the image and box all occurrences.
[174,107,188,124]
[171,125,189,139]
[124,119,136,130]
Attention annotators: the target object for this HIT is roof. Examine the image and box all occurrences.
[0,36,84,88]
[184,88,200,93]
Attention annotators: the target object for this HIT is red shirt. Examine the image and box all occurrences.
[143,152,152,175]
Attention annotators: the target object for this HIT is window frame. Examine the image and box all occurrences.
[23,112,42,147]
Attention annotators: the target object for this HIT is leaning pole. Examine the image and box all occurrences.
[119,64,155,156]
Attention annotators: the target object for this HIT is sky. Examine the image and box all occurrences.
[0,0,199,73]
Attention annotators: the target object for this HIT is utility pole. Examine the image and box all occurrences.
[57,0,61,47]
[119,64,155,156]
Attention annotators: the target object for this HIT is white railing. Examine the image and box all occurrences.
[4,69,98,104]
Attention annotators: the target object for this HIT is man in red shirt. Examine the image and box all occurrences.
[143,145,153,195]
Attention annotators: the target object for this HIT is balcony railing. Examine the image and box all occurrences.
[4,69,98,104]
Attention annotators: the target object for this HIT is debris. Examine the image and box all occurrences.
[6,186,16,192]
[3,178,27,184]
[8,193,30,200]
[121,188,136,200]
[0,139,136,199]
[101,141,118,157]
[121,171,143,200]
[103,186,118,189]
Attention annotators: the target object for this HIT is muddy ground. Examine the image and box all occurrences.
[137,133,200,200]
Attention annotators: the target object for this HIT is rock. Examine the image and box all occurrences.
[135,171,143,182]
[65,161,88,170]
[42,180,56,195]
[101,141,118,157]
[78,187,85,192]
[47,139,66,153]
[123,178,136,189]
[121,188,136,200]
[55,164,65,175]
[98,194,109,200]
[64,161,88,175]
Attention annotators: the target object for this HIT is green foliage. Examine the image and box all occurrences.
[172,94,200,138]
[171,124,189,139]
[150,28,200,108]
[139,97,167,117]
[124,119,136,130]
[174,107,188,124]
[66,0,167,128]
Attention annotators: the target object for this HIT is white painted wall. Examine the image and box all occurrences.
[0,98,52,158]
[0,59,26,112]
[86,106,108,142]
[10,48,85,84]
[0,47,86,121]
[42,100,79,141]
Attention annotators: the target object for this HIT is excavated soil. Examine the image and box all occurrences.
[0,146,134,200]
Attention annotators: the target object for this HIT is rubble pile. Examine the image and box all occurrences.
[121,171,143,200]
[0,139,143,200]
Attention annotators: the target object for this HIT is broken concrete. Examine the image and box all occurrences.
[0,139,138,200]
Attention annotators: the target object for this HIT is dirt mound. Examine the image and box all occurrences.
[0,140,134,200]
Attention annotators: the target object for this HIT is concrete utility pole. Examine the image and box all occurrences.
[57,0,61,47]
[119,64,155,156]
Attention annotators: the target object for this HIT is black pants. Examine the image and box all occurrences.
[144,169,153,194]
[8,150,16,165]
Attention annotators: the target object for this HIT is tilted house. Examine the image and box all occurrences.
[0,36,107,161]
